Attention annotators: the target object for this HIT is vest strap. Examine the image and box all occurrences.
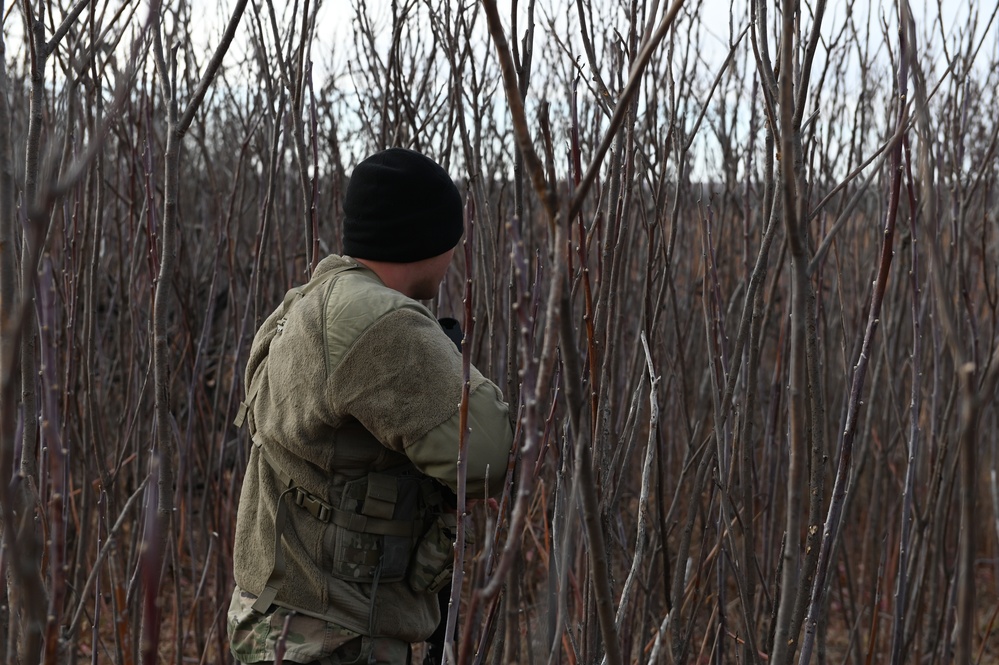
[252,484,294,614]
[233,373,262,429]
[328,508,423,538]
[253,435,425,536]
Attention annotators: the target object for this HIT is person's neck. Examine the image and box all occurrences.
[352,257,421,299]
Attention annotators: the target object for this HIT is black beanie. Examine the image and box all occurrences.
[343,148,464,263]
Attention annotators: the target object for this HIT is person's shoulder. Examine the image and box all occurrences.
[321,259,438,367]
[326,266,427,325]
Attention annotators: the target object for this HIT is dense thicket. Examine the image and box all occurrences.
[1,1,997,664]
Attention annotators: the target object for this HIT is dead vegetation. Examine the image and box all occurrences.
[1,0,998,663]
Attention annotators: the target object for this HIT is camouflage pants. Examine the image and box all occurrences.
[239,635,411,664]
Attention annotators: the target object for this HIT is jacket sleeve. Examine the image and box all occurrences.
[405,380,512,498]
[328,307,513,497]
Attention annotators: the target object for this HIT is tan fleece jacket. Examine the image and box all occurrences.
[233,255,513,642]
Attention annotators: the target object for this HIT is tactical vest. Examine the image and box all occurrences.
[234,264,455,633]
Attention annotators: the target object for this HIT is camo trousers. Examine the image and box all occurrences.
[238,635,411,665]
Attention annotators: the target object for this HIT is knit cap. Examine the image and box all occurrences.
[343,148,463,263]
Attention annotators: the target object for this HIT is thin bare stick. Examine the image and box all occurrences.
[610,332,659,633]
[770,0,808,658]
[566,0,686,224]
[444,194,476,663]
[480,0,554,224]
[797,5,909,662]
[888,126,924,665]
[146,0,248,656]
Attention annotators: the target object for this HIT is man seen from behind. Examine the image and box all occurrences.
[227,148,514,665]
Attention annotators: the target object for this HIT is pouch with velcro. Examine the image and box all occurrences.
[327,473,423,583]
[407,512,458,593]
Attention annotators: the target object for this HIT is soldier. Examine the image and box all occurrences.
[227,148,514,664]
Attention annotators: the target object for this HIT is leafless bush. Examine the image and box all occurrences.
[1,1,997,664]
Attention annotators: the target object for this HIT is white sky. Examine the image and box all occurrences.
[182,0,995,83]
[4,0,992,93]
[2,0,996,182]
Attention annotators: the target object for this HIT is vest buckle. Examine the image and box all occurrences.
[294,487,332,522]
